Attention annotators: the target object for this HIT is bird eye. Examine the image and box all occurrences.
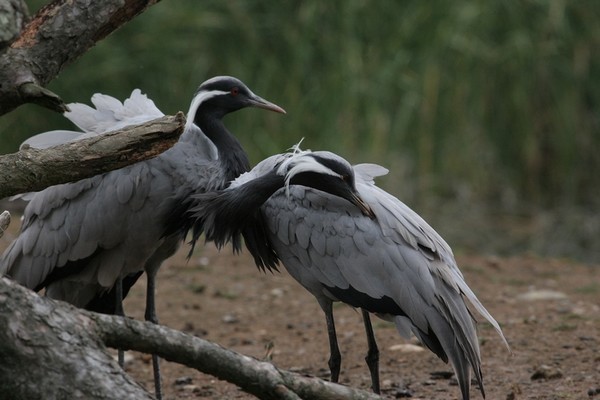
[230,87,240,96]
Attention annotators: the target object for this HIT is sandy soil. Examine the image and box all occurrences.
[113,244,600,400]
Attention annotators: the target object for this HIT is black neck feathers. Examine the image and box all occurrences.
[195,109,251,180]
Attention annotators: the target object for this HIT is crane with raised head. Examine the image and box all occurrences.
[0,76,285,399]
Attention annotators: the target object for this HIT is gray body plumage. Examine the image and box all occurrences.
[2,93,222,308]
[185,147,509,400]
[3,131,224,307]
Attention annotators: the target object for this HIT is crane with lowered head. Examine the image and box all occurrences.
[168,144,510,400]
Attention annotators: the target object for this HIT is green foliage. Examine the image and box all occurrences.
[2,0,599,209]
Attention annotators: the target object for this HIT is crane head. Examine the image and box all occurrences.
[186,76,285,129]
[281,151,376,219]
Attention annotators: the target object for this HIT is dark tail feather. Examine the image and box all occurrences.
[175,190,280,272]
[428,281,485,399]
[401,279,484,399]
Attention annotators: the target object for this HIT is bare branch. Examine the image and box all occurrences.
[0,112,185,199]
[0,275,383,400]
[96,314,384,400]
[0,0,162,115]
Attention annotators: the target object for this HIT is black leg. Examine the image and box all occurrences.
[323,300,341,383]
[362,309,380,394]
[145,272,162,400]
[114,277,125,368]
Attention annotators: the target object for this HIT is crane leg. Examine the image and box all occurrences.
[145,272,163,400]
[114,277,125,368]
[361,309,380,393]
[323,301,341,383]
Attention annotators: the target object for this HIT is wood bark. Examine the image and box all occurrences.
[0,276,383,400]
[0,0,28,48]
[0,276,155,400]
[0,112,185,199]
[0,0,162,116]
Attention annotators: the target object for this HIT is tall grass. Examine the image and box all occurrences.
[2,0,599,211]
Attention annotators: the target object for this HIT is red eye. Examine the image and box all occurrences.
[230,87,239,96]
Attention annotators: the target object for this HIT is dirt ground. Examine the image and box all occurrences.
[111,243,599,400]
[1,217,599,400]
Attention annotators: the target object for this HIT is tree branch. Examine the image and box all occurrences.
[0,0,162,116]
[97,314,384,400]
[0,276,383,400]
[0,277,155,400]
[0,112,185,199]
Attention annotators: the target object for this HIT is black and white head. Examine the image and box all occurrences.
[279,149,376,218]
[186,76,286,130]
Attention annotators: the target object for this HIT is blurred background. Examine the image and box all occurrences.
[1,1,599,262]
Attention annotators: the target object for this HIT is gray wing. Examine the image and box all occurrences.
[0,157,176,306]
[355,179,507,342]
[14,90,166,202]
[21,89,164,150]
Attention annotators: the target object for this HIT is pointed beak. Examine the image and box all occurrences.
[247,94,286,114]
[350,192,376,219]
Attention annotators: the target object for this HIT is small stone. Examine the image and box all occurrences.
[517,290,568,301]
[174,376,193,386]
[530,364,563,380]
[393,388,413,398]
[198,256,210,266]
[194,385,215,396]
[222,314,239,324]
[389,343,425,352]
[430,371,454,380]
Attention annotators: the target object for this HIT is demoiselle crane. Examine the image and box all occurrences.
[169,145,510,400]
[0,76,285,399]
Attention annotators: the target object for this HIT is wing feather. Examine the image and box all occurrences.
[1,160,160,292]
[295,222,311,249]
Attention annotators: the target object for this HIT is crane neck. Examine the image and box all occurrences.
[195,109,251,180]
[227,172,286,217]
